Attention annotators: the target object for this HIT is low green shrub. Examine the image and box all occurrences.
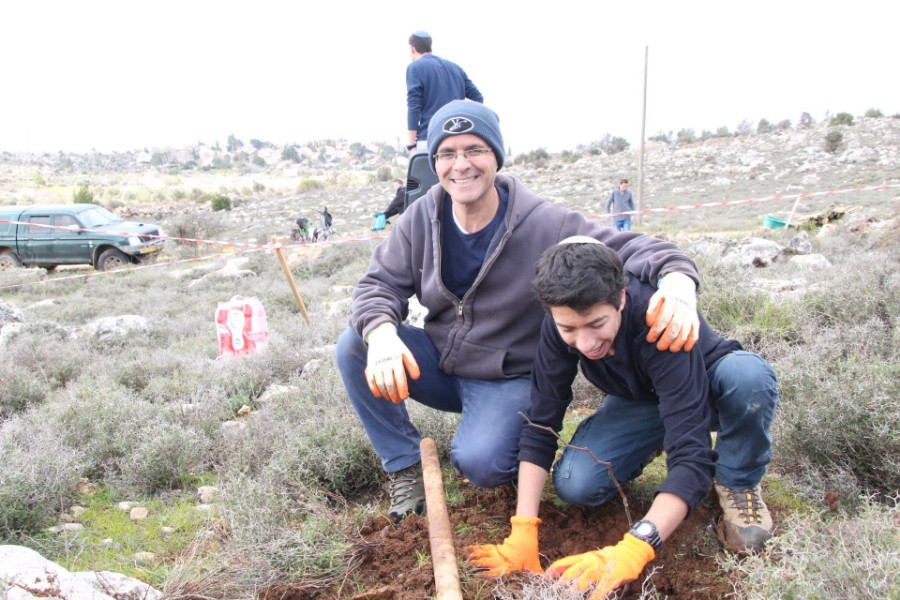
[0,366,49,418]
[73,185,94,204]
[33,378,213,494]
[297,179,323,192]
[0,322,86,408]
[774,328,899,495]
[210,194,231,211]
[825,130,843,154]
[772,256,899,495]
[162,472,351,597]
[694,258,802,352]
[117,421,213,493]
[0,417,84,536]
[829,112,854,126]
[721,495,899,599]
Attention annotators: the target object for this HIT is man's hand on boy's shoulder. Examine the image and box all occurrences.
[645,273,700,352]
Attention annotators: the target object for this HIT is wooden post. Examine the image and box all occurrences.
[784,196,802,228]
[637,45,648,227]
[271,237,311,324]
[420,438,463,600]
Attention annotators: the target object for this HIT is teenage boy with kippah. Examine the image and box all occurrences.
[468,238,778,597]
[336,100,703,523]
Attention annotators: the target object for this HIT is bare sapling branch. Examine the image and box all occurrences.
[519,412,633,526]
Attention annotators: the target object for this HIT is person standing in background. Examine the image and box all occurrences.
[373,179,408,231]
[406,30,483,152]
[606,178,635,231]
[383,178,407,221]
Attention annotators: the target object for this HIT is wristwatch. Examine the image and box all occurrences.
[629,519,662,551]
[405,143,418,151]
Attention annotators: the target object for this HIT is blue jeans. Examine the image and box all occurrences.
[336,326,532,488]
[553,351,778,506]
[612,216,632,231]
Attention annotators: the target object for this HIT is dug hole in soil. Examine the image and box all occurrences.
[265,473,743,599]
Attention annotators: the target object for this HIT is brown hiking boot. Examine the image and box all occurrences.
[715,483,773,553]
[388,463,425,524]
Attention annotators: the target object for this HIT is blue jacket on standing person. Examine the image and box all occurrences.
[406,30,483,149]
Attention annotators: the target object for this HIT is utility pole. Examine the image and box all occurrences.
[637,46,648,226]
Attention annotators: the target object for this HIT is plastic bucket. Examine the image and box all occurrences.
[763,214,788,229]
[215,296,270,356]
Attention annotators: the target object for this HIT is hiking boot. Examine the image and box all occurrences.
[715,483,774,553]
[388,463,425,523]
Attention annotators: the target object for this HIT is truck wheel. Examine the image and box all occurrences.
[0,252,23,271]
[97,249,130,271]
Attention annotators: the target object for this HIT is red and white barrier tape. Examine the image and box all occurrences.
[1,181,894,291]
[593,182,897,219]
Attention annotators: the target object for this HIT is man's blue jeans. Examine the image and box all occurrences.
[612,216,632,231]
[552,351,778,506]
[336,326,532,488]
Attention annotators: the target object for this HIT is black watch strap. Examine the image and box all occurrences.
[629,519,662,551]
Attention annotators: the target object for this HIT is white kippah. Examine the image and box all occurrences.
[557,235,603,246]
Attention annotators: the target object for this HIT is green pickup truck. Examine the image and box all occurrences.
[0,204,166,271]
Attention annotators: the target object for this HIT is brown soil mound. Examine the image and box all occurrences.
[266,476,738,599]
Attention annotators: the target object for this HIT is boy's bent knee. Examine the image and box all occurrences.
[451,448,516,489]
[553,471,617,507]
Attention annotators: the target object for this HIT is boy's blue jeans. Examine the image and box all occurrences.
[336,326,531,488]
[553,351,779,506]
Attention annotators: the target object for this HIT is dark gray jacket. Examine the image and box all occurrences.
[349,174,698,380]
[606,188,635,215]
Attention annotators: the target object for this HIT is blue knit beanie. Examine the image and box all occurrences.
[427,100,505,172]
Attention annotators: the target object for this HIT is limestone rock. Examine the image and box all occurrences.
[197,485,219,503]
[129,506,149,520]
[0,545,161,600]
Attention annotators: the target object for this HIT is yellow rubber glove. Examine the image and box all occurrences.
[467,516,542,575]
[545,533,655,599]
[646,272,700,352]
[364,323,421,403]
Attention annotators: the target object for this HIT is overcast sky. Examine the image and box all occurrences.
[2,0,897,154]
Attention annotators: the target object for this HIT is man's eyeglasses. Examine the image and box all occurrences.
[433,147,493,163]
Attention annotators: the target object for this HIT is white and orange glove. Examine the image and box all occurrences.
[546,533,655,599]
[364,323,420,403]
[645,272,700,352]
[467,516,542,575]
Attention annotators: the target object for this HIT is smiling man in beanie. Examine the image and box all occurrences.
[336,100,703,523]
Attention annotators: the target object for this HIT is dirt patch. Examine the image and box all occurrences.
[265,476,739,599]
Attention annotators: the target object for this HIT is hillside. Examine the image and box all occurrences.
[0,115,898,600]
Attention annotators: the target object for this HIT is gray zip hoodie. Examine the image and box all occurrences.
[349,173,698,380]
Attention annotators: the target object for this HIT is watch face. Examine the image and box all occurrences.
[635,521,654,536]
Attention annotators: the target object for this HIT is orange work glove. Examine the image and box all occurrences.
[364,323,421,403]
[645,272,700,352]
[546,533,655,599]
[467,516,542,575]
